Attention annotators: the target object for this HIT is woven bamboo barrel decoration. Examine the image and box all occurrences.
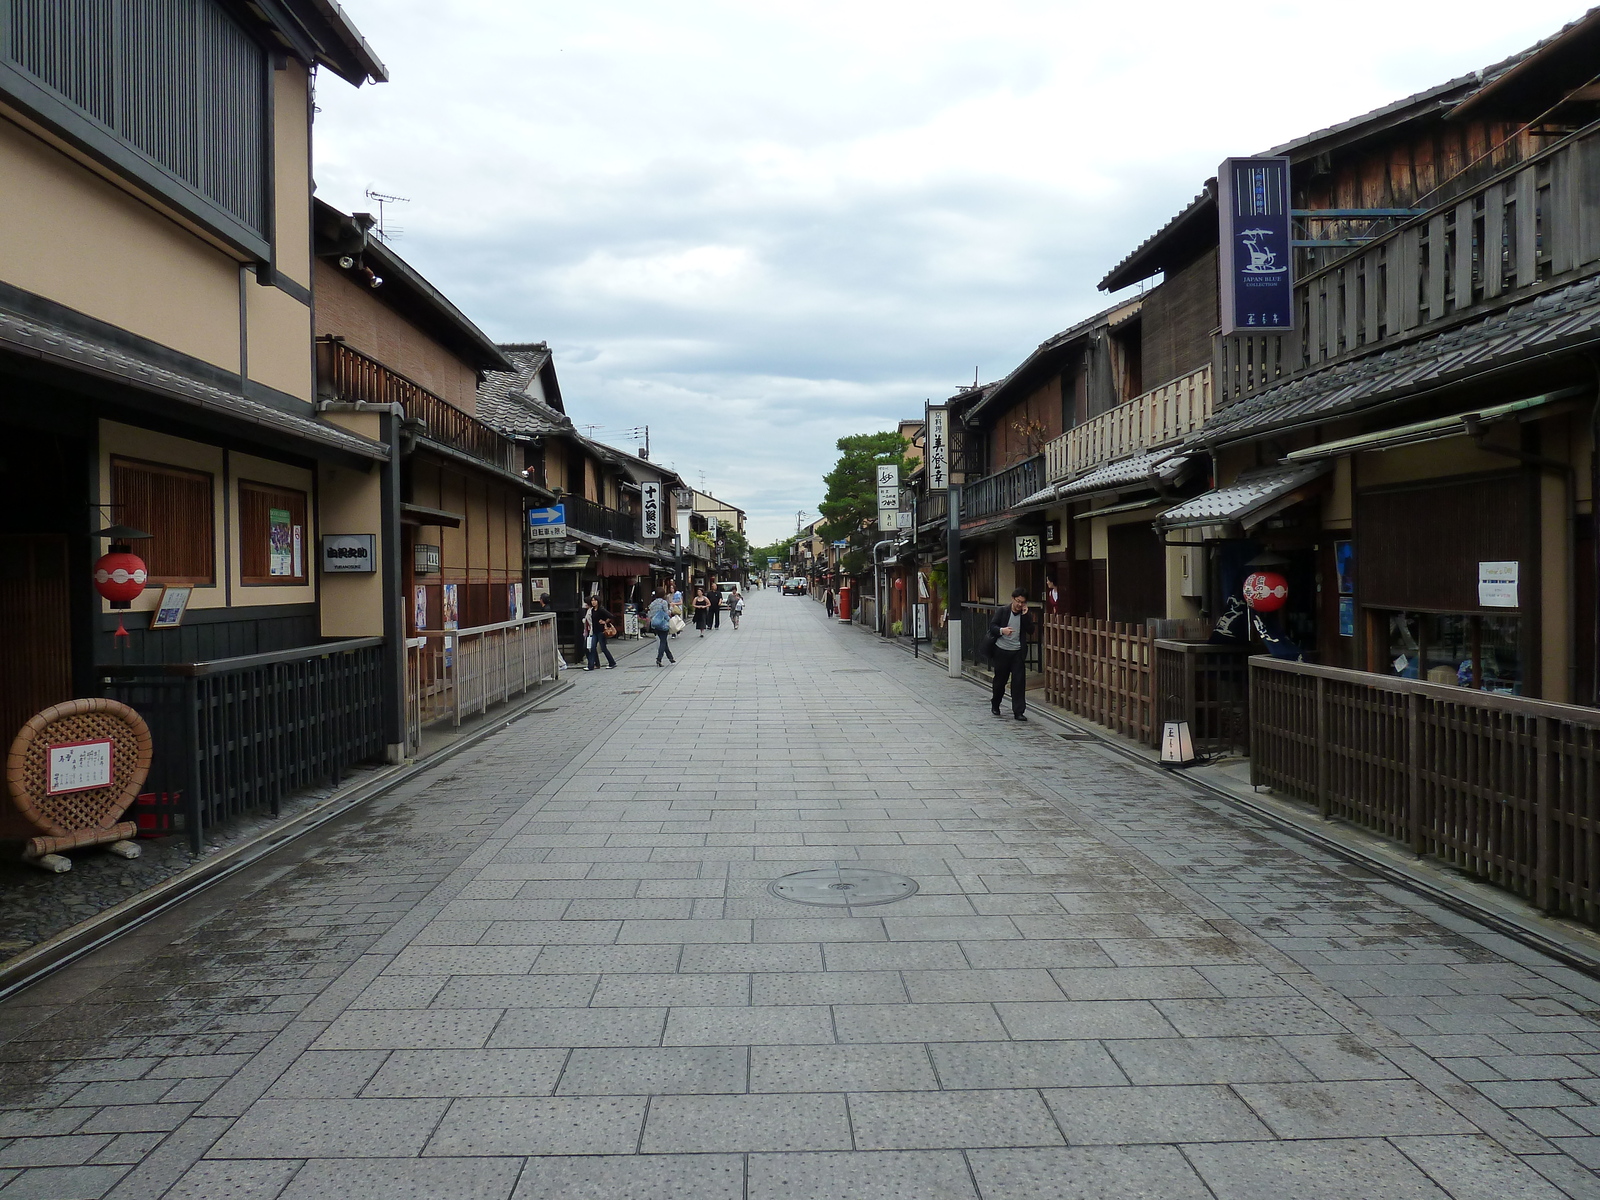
[5,698,152,866]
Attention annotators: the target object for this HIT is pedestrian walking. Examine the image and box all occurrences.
[582,595,617,670]
[647,584,676,665]
[710,585,723,629]
[984,588,1034,721]
[692,586,711,635]
[670,586,684,637]
[730,587,744,629]
[824,586,836,618]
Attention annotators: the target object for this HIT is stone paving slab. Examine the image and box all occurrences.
[0,594,1597,1196]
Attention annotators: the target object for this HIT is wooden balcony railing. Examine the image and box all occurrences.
[563,494,638,544]
[1043,365,1211,484]
[1218,125,1600,406]
[318,337,518,473]
[1251,656,1600,925]
[963,455,1044,521]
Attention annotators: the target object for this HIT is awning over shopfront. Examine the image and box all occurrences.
[598,553,652,576]
[1157,462,1330,533]
[1017,451,1191,510]
[1282,387,1587,462]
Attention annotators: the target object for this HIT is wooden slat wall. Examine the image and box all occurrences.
[1252,658,1600,925]
[1043,615,1155,745]
[110,457,215,585]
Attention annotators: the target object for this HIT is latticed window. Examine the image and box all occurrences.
[239,480,307,586]
[109,456,215,586]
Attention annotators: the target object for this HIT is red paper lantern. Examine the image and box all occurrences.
[94,551,148,608]
[1243,570,1288,612]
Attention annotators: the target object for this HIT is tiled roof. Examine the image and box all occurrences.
[477,345,573,437]
[1017,450,1189,508]
[0,305,388,462]
[1158,463,1328,529]
[1201,272,1600,446]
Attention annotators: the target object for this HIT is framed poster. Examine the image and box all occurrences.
[1338,595,1355,638]
[48,739,114,795]
[1334,540,1354,595]
[149,585,193,629]
[413,584,427,631]
[268,507,294,576]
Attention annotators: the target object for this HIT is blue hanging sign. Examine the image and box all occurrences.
[1218,156,1294,335]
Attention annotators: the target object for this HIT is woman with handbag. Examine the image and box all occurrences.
[647,584,677,666]
[583,595,617,670]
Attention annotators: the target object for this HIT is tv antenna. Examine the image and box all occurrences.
[364,187,409,242]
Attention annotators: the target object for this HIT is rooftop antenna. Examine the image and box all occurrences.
[364,187,409,242]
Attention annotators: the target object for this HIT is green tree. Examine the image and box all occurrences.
[749,538,794,574]
[817,430,912,570]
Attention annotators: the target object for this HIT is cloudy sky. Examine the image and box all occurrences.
[313,1,1585,544]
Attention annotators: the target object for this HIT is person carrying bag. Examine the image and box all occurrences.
[647,585,677,666]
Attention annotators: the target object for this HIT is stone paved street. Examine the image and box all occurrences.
[3,592,1600,1198]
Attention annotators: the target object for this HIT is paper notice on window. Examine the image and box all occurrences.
[1478,561,1519,608]
[269,508,293,576]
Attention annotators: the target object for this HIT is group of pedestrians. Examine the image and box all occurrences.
[635,581,748,667]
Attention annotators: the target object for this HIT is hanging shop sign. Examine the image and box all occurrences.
[414,543,441,575]
[321,534,376,574]
[1015,535,1042,562]
[925,404,949,491]
[1218,156,1294,335]
[528,504,567,539]
[877,463,900,532]
[1478,561,1519,608]
[1243,570,1289,612]
[641,481,662,540]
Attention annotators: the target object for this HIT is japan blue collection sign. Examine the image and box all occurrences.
[1218,156,1294,335]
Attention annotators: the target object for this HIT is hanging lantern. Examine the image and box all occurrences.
[94,550,148,608]
[1243,570,1288,612]
[93,523,153,611]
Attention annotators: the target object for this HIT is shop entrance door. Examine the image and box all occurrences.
[0,534,72,746]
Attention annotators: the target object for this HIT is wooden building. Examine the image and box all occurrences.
[0,1,398,835]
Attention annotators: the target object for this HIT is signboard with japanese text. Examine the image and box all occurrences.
[321,534,376,573]
[48,739,114,795]
[528,504,567,539]
[641,481,662,540]
[925,405,949,491]
[877,463,900,531]
[1218,156,1294,335]
[1015,535,1042,562]
[913,602,929,640]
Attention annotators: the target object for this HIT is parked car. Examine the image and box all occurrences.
[782,577,807,595]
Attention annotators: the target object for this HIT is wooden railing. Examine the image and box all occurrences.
[318,337,518,473]
[406,613,558,739]
[1042,615,1155,744]
[1218,125,1600,406]
[918,489,949,529]
[104,638,387,854]
[1251,657,1600,924]
[1155,639,1250,755]
[963,455,1044,521]
[1045,365,1212,483]
[564,494,638,543]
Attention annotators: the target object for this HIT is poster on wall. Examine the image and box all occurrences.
[413,585,427,631]
[292,525,303,578]
[442,583,459,667]
[1478,561,1519,608]
[1338,595,1355,637]
[269,508,293,576]
[510,582,524,620]
[528,577,549,597]
[1334,540,1354,594]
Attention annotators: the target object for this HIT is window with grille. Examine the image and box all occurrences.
[109,456,215,586]
[239,480,308,586]
[0,0,269,248]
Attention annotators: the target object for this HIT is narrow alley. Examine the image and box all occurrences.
[1,593,1597,1199]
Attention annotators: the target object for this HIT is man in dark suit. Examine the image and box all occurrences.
[987,589,1034,721]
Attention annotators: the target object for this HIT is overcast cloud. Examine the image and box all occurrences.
[313,1,1586,543]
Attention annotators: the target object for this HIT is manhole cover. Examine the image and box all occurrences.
[769,868,919,907]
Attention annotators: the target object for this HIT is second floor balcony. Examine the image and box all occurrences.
[562,494,638,544]
[318,337,518,475]
[964,454,1044,523]
[1045,365,1211,483]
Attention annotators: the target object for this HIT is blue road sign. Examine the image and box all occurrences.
[528,504,567,539]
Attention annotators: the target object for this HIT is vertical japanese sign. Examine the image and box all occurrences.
[1218,156,1294,335]
[877,463,900,533]
[641,481,662,540]
[925,404,949,491]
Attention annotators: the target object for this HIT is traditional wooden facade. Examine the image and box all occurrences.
[0,1,400,842]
